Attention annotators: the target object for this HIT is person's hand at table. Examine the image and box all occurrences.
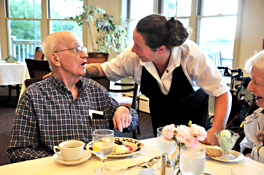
[113,106,132,132]
[201,127,219,145]
[245,153,251,158]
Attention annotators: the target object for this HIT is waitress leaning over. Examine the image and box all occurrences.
[86,14,231,145]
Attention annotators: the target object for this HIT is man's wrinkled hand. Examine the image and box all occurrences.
[113,106,131,132]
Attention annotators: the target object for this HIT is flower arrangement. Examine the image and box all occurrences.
[162,121,207,175]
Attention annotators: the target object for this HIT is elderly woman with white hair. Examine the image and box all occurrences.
[240,50,264,163]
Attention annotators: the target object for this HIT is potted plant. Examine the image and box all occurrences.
[68,4,127,56]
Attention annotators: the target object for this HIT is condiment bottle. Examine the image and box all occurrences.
[165,159,173,175]
[161,153,168,175]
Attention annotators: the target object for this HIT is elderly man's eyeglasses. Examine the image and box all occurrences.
[53,46,87,55]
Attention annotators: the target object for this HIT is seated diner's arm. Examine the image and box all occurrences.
[102,88,138,133]
[7,94,53,162]
[113,106,138,133]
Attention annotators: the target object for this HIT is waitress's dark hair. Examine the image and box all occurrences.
[136,14,189,51]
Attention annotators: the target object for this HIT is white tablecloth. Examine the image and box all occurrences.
[0,62,29,85]
[0,138,263,175]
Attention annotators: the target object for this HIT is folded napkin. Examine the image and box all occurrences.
[4,55,18,62]
[138,168,158,175]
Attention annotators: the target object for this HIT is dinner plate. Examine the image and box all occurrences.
[53,150,91,165]
[199,143,244,162]
[210,150,244,162]
[86,137,145,158]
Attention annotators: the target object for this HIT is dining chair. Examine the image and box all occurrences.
[86,52,109,64]
[25,59,51,78]
[109,80,141,139]
[34,47,44,60]
[24,78,43,88]
[90,76,141,139]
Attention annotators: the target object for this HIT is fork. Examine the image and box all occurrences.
[125,156,161,170]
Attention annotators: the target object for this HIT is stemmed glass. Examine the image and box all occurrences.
[92,129,117,174]
[156,127,177,169]
[215,130,240,160]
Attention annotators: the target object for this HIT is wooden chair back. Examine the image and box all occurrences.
[26,59,51,78]
[25,78,43,88]
[34,47,44,60]
[86,52,109,64]
[90,76,141,139]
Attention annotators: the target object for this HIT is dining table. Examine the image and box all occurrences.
[0,138,263,175]
[0,61,30,100]
[0,62,29,86]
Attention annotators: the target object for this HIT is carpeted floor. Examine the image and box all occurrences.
[0,99,154,166]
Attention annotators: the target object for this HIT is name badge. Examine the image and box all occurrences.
[89,110,104,119]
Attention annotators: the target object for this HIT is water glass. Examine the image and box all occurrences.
[180,146,206,175]
[156,127,177,155]
[156,127,177,169]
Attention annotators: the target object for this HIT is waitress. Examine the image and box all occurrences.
[81,14,231,145]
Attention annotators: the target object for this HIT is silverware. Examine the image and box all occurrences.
[204,172,213,175]
[125,155,161,170]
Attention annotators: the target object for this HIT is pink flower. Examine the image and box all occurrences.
[162,124,176,141]
[162,121,207,149]
[190,124,207,141]
[175,125,191,143]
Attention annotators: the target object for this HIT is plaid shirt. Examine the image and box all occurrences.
[7,74,138,162]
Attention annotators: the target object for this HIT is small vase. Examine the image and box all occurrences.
[173,142,183,175]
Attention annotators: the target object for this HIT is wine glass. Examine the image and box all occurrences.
[93,129,123,174]
[215,130,240,160]
[156,127,177,169]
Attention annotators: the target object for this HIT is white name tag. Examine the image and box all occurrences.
[89,110,104,119]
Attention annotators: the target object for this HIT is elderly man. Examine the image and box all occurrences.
[7,31,138,162]
[240,50,264,163]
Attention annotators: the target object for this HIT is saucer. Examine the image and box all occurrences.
[53,150,91,165]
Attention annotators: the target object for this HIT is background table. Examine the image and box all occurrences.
[0,138,263,175]
[0,62,29,85]
[0,62,29,103]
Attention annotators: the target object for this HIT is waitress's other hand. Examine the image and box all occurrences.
[42,72,52,79]
[200,128,219,146]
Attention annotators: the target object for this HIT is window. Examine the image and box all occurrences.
[5,0,83,62]
[127,0,156,47]
[198,0,238,68]
[49,0,83,39]
[7,0,41,62]
[162,0,239,68]
[163,0,191,28]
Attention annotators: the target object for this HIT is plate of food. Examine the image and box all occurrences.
[86,137,145,158]
[208,149,244,162]
[201,143,244,163]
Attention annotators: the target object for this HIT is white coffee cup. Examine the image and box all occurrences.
[53,140,85,161]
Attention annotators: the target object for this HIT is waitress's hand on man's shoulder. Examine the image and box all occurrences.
[42,72,52,79]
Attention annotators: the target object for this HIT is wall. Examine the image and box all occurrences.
[236,0,264,76]
[86,0,124,60]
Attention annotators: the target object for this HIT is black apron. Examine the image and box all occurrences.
[140,65,209,136]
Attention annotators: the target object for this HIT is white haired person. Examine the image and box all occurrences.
[240,50,264,163]
[7,31,138,162]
